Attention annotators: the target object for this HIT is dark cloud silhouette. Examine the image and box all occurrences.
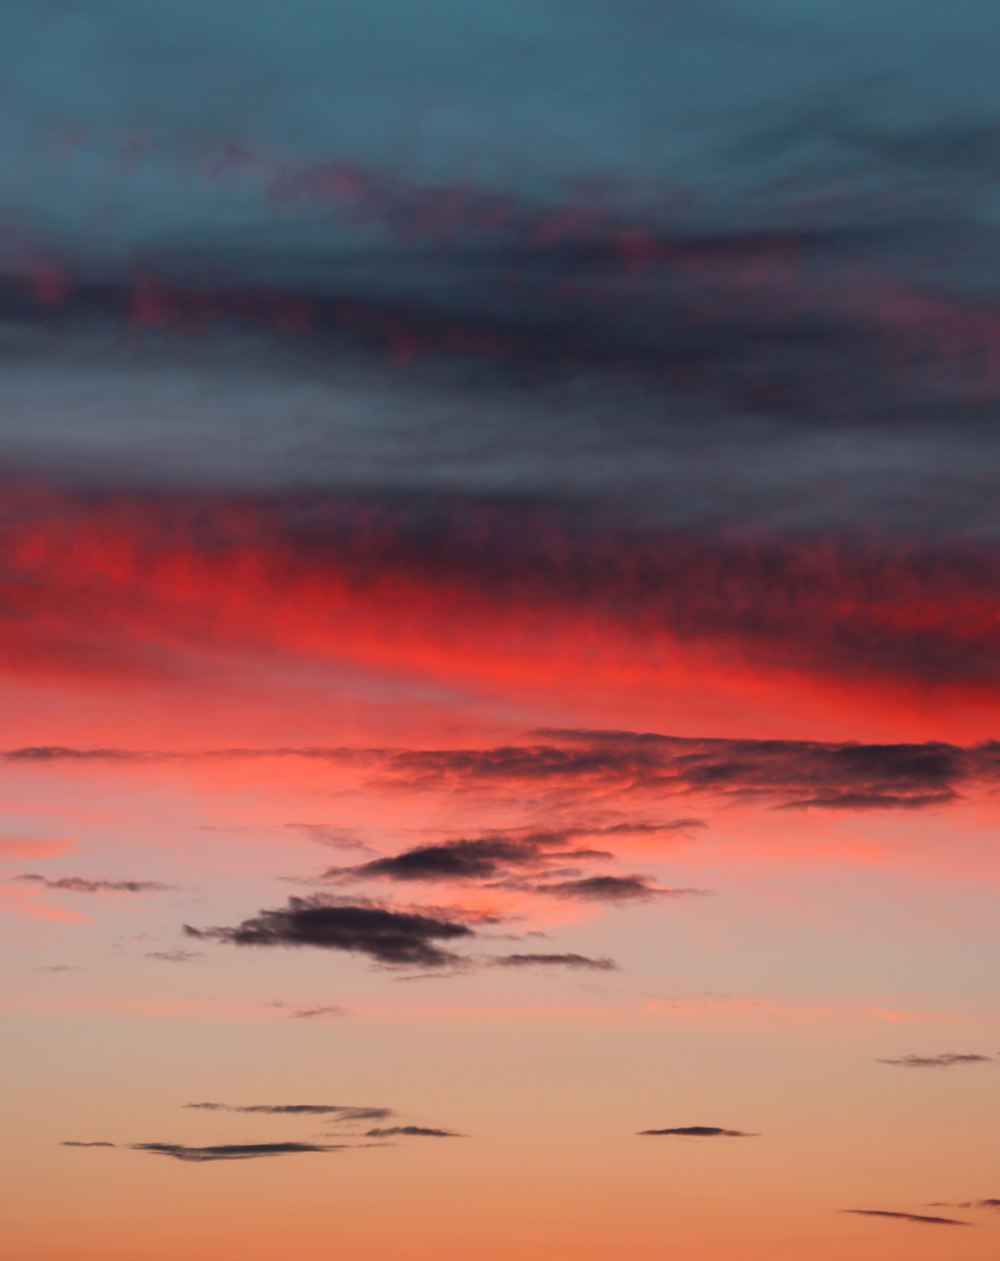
[131,1142,337,1163]
[388,730,1000,811]
[185,1103,392,1122]
[14,875,175,893]
[842,1209,971,1227]
[535,875,709,902]
[931,1199,1000,1210]
[348,838,546,883]
[184,897,474,968]
[639,1126,756,1137]
[492,953,618,971]
[334,821,693,886]
[877,1053,993,1068]
[363,1127,462,1138]
[7,734,999,812]
[61,1141,116,1148]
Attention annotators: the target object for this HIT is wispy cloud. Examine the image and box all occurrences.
[15,875,176,894]
[877,1053,993,1068]
[185,1102,392,1121]
[638,1126,756,1137]
[363,1126,462,1138]
[533,876,710,902]
[131,1142,339,1163]
[492,953,618,971]
[841,1209,971,1227]
[7,733,999,813]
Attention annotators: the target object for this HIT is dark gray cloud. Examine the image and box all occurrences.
[534,875,709,902]
[14,874,175,893]
[131,1142,337,1163]
[184,897,474,968]
[333,821,694,886]
[931,1199,1000,1211]
[492,953,618,971]
[6,734,999,813]
[388,730,1000,811]
[639,1126,756,1138]
[877,1053,993,1068]
[363,1127,462,1138]
[345,838,547,883]
[185,1102,392,1122]
[61,1141,116,1147]
[841,1209,971,1227]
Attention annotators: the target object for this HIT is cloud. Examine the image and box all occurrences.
[877,1053,993,1068]
[841,1209,971,1227]
[363,1127,462,1138]
[286,1004,349,1019]
[346,838,547,883]
[14,875,175,893]
[184,897,474,968]
[6,733,998,813]
[388,730,1000,812]
[145,949,203,963]
[61,1141,116,1148]
[638,1126,756,1137]
[130,1142,337,1163]
[534,875,710,902]
[185,1103,393,1122]
[492,953,618,971]
[931,1200,1000,1210]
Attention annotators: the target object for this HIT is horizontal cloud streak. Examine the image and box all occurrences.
[877,1053,993,1068]
[842,1209,971,1227]
[14,875,175,894]
[492,953,618,971]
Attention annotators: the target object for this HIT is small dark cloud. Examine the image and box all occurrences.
[185,897,474,968]
[287,1004,349,1019]
[363,1127,462,1138]
[639,1126,756,1137]
[346,838,543,883]
[779,791,957,811]
[842,1209,971,1227]
[931,1199,1000,1210]
[185,1102,393,1122]
[4,747,151,762]
[492,952,618,971]
[131,1142,337,1163]
[535,875,710,902]
[877,1053,993,1068]
[61,1141,116,1147]
[145,949,204,963]
[15,875,175,893]
[330,820,703,888]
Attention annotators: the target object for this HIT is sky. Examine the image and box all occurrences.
[1,3,999,1259]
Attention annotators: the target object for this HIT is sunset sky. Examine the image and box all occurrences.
[2,4,1000,1259]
